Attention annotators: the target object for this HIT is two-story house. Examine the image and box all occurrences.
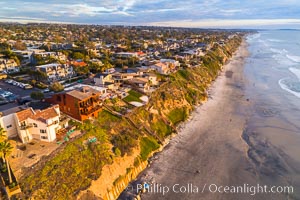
[36,63,74,81]
[0,105,62,143]
[0,58,19,74]
[15,105,61,143]
[149,62,170,74]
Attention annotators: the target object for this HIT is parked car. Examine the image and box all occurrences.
[42,88,50,93]
[17,98,32,105]
[24,84,33,90]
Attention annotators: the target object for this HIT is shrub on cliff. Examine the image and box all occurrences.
[140,136,160,161]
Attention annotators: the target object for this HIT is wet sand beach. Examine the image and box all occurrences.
[119,40,300,200]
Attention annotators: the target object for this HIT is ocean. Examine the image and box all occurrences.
[246,30,300,100]
[244,30,300,199]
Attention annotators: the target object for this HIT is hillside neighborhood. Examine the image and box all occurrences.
[0,23,243,198]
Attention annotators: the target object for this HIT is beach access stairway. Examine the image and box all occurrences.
[102,104,123,117]
[123,115,163,144]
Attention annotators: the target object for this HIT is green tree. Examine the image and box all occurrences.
[74,66,89,75]
[0,127,6,142]
[0,141,13,184]
[72,52,85,60]
[0,127,13,184]
[50,82,64,92]
[30,91,44,100]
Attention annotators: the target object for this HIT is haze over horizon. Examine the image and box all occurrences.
[1,0,300,28]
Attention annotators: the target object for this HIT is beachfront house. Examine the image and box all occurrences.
[46,85,105,121]
[15,105,61,143]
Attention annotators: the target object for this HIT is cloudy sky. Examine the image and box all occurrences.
[1,0,300,28]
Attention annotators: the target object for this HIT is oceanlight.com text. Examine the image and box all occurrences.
[129,183,294,196]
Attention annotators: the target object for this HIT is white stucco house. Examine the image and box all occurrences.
[0,105,64,143]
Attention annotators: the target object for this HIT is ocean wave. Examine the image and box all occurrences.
[247,33,261,41]
[289,67,300,80]
[286,54,300,63]
[279,78,300,98]
[267,39,284,43]
[270,48,288,54]
[272,54,295,66]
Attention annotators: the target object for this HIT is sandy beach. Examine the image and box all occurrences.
[119,40,299,200]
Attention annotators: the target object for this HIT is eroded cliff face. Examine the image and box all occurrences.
[76,36,243,200]
[18,36,242,200]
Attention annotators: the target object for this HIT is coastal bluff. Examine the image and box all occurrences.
[19,35,243,200]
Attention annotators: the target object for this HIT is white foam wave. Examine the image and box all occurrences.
[289,67,300,80]
[272,54,295,66]
[267,39,284,43]
[247,33,261,41]
[279,78,300,98]
[270,48,288,54]
[286,54,300,63]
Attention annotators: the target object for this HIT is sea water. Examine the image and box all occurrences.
[246,30,300,99]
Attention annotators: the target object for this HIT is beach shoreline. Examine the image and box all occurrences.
[119,40,258,200]
[119,36,300,200]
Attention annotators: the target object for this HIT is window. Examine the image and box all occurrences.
[41,136,48,140]
[33,123,37,127]
[40,129,46,133]
[6,125,12,129]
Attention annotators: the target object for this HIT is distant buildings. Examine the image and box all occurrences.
[35,63,74,81]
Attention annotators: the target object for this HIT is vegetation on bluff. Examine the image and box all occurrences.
[19,36,242,199]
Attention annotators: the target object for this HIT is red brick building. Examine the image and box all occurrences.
[46,86,103,121]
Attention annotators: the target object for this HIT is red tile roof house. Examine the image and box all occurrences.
[14,105,63,143]
[70,60,88,68]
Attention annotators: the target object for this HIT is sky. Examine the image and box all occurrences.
[1,0,300,28]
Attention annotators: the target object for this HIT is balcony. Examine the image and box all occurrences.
[20,124,33,130]
[80,105,102,116]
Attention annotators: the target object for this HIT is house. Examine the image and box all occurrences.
[0,107,21,138]
[94,73,116,90]
[0,105,63,143]
[0,58,19,74]
[143,73,159,86]
[160,59,180,68]
[90,59,104,67]
[126,78,150,93]
[149,62,169,74]
[32,51,68,63]
[36,63,74,81]
[70,60,88,68]
[46,86,104,121]
[111,72,137,84]
[12,50,36,64]
[104,68,116,74]
[114,52,138,59]
[15,105,61,143]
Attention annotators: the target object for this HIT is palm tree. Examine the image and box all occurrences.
[0,126,6,142]
[0,127,14,185]
[0,141,13,184]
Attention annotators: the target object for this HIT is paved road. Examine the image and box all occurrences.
[0,81,40,112]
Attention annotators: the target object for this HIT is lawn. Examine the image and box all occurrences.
[123,89,143,103]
